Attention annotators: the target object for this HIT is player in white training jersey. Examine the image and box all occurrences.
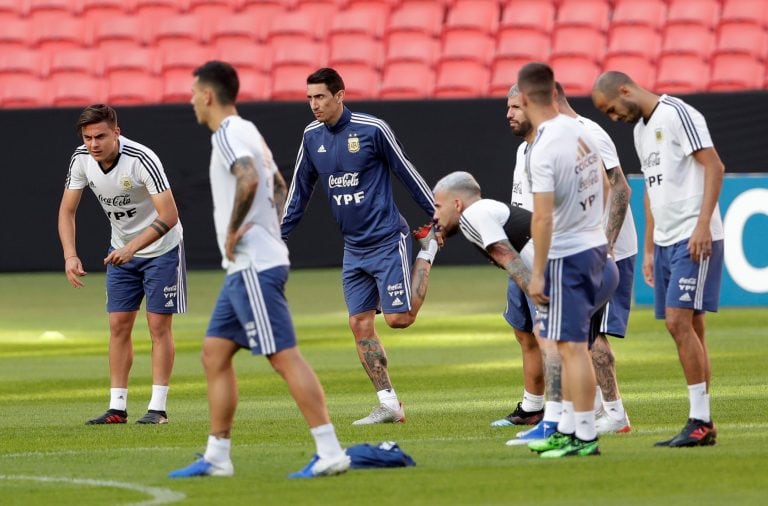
[554,83,636,434]
[169,61,349,479]
[520,63,618,458]
[59,104,185,426]
[593,71,724,448]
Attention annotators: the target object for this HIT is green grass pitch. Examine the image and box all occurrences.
[1,267,766,505]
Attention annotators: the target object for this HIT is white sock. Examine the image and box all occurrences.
[521,390,545,412]
[603,399,626,421]
[109,388,128,411]
[574,410,597,441]
[557,401,575,434]
[310,423,345,460]
[688,382,710,422]
[543,400,563,422]
[147,385,169,412]
[204,435,231,466]
[593,386,603,412]
[377,388,400,411]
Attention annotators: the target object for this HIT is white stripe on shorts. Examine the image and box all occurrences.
[399,233,412,310]
[695,254,709,311]
[599,301,610,334]
[549,258,563,341]
[175,244,187,313]
[242,268,276,355]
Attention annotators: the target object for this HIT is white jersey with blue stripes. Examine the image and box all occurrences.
[633,95,724,246]
[209,115,289,273]
[65,135,182,257]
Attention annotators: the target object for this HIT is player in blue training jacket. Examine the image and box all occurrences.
[281,67,438,425]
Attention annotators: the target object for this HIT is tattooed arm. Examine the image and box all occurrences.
[273,170,288,222]
[486,240,532,295]
[225,156,259,261]
[604,165,630,256]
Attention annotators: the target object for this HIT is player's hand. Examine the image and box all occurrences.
[226,222,254,261]
[642,251,654,287]
[528,273,549,306]
[104,246,135,266]
[687,223,712,263]
[434,227,446,249]
[64,257,87,288]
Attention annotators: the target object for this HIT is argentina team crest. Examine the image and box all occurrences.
[655,128,663,143]
[347,133,360,153]
[119,176,132,190]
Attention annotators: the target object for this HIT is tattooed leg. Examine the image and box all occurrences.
[350,311,393,391]
[591,334,620,402]
[538,336,562,402]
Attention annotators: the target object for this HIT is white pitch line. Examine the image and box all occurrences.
[0,475,185,506]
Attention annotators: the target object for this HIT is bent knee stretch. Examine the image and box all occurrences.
[384,313,415,329]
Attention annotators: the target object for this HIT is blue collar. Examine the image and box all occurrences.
[325,107,351,133]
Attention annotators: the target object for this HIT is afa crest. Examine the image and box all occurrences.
[655,128,663,143]
[119,176,132,190]
[347,133,360,153]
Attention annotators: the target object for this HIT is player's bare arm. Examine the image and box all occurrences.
[103,190,179,266]
[58,188,87,288]
[530,192,554,306]
[486,240,531,295]
[605,165,631,256]
[273,170,288,222]
[225,156,259,260]
[642,192,655,287]
[688,147,725,262]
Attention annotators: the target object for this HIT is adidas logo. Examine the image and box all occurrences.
[679,292,692,302]
[392,297,403,307]
[165,299,175,308]
[317,145,326,153]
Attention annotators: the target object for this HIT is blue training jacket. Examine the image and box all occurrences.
[281,107,435,249]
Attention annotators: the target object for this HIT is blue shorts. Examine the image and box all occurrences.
[599,255,636,338]
[536,246,618,343]
[342,232,413,316]
[653,239,723,319]
[105,243,187,314]
[503,278,537,333]
[206,265,296,356]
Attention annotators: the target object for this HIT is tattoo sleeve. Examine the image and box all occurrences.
[605,167,630,250]
[487,240,532,294]
[229,156,259,232]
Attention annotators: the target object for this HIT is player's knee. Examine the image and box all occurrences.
[349,314,375,335]
[514,329,538,351]
[384,313,414,329]
[665,314,693,339]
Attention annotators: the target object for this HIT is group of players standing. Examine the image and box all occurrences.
[58,59,724,477]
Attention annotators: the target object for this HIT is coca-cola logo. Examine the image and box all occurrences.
[328,172,360,188]
[98,193,132,206]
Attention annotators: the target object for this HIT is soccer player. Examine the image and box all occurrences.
[592,71,724,447]
[489,84,546,430]
[519,62,618,458]
[281,68,437,425]
[169,61,350,478]
[554,83,636,434]
[58,104,185,426]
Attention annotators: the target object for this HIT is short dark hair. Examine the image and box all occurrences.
[193,60,239,105]
[517,62,555,105]
[307,67,345,94]
[593,71,635,99]
[76,104,117,132]
[554,81,567,106]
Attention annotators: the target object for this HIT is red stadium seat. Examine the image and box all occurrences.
[654,55,709,94]
[239,0,285,32]
[51,75,105,106]
[217,43,272,74]
[708,54,764,91]
[107,74,162,105]
[271,64,317,100]
[0,0,26,19]
[267,8,328,44]
[661,25,716,61]
[271,38,327,70]
[0,20,29,52]
[93,17,147,52]
[495,30,550,63]
[151,15,205,53]
[237,69,271,102]
[159,45,215,81]
[385,32,441,67]
[134,0,187,19]
[329,34,384,70]
[0,76,49,108]
[380,62,435,99]
[80,0,130,26]
[331,63,380,99]
[499,0,555,36]
[549,56,601,96]
[551,27,606,64]
[27,0,77,22]
[104,48,158,81]
[444,0,499,37]
[339,0,393,20]
[556,0,610,33]
[329,5,389,39]
[489,58,528,96]
[49,49,103,79]
[440,31,495,66]
[666,0,720,30]
[387,1,445,39]
[161,73,193,103]
[715,23,768,61]
[602,55,656,89]
[607,26,662,61]
[210,14,262,52]
[434,61,490,98]
[721,0,768,29]
[187,0,234,21]
[0,48,46,78]
[611,0,667,31]
[30,16,87,51]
